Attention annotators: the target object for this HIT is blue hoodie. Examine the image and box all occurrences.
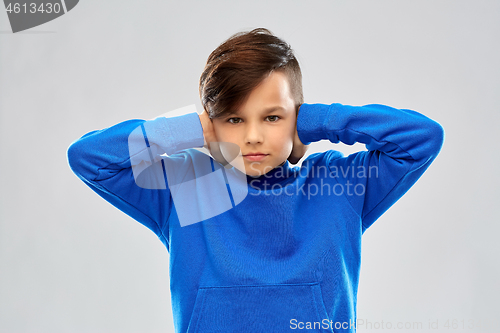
[67,103,444,333]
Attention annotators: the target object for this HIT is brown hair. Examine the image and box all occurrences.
[199,28,303,119]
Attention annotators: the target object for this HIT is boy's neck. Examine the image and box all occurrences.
[245,160,292,186]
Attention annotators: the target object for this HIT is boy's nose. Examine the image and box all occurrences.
[244,123,264,144]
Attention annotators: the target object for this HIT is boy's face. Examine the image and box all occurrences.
[211,71,297,177]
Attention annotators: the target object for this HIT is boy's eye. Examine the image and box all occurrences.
[227,116,280,124]
[227,117,242,124]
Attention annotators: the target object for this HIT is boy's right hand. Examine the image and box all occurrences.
[199,109,233,168]
[199,109,217,150]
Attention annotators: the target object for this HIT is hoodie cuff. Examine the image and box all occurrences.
[296,103,332,145]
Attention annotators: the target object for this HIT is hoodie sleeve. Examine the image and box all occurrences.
[296,103,444,232]
[66,112,205,246]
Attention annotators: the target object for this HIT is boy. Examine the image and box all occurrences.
[67,28,444,332]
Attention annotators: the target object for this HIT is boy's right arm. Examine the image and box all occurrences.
[67,112,205,244]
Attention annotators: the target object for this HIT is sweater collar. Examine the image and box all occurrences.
[245,160,294,187]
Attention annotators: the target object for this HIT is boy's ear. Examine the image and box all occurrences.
[296,103,302,118]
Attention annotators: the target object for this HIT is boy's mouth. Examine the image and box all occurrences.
[243,153,268,161]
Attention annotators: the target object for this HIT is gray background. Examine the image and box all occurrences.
[1,0,499,332]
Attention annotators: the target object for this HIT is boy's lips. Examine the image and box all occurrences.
[244,152,267,156]
[243,153,268,161]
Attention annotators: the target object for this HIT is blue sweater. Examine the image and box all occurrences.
[67,103,444,333]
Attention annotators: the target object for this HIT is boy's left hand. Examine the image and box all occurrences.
[287,105,309,164]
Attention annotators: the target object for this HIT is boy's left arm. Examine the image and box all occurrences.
[296,103,445,232]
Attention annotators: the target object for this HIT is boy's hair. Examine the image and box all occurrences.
[199,28,303,119]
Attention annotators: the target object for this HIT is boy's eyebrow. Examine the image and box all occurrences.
[226,111,239,116]
[226,106,286,117]
[263,106,286,113]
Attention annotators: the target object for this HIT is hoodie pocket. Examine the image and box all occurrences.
[186,282,333,333]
